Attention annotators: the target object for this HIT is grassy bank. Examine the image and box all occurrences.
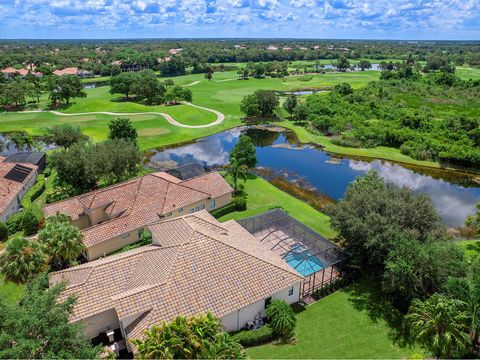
[280,120,441,168]
[247,282,419,359]
[218,174,335,239]
[0,273,24,305]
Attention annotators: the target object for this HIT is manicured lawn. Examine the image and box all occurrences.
[457,239,480,258]
[0,273,24,305]
[247,283,419,359]
[218,174,335,239]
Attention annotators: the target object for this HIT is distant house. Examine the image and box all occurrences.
[3,152,47,173]
[1,67,42,79]
[43,171,233,260]
[267,45,278,51]
[313,45,321,50]
[282,47,292,51]
[0,157,38,222]
[53,67,93,78]
[49,210,303,353]
[234,44,246,49]
[168,48,183,55]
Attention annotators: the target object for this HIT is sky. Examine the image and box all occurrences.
[0,0,479,40]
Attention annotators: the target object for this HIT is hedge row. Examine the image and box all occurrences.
[232,325,274,347]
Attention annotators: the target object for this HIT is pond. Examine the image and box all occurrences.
[0,134,56,155]
[146,126,480,226]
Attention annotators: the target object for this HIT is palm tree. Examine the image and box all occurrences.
[227,158,248,193]
[164,79,175,88]
[22,135,36,151]
[404,293,472,358]
[39,214,85,267]
[8,133,26,152]
[0,236,48,284]
[132,312,244,359]
[266,299,297,343]
[444,259,480,350]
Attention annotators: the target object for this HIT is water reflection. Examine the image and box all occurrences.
[147,127,480,226]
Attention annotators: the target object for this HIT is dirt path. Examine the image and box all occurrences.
[20,102,225,129]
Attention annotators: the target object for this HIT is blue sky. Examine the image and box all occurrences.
[0,0,479,39]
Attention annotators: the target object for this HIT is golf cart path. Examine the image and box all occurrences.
[184,80,201,87]
[20,102,225,129]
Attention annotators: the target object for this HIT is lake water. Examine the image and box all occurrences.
[0,134,56,155]
[148,126,480,226]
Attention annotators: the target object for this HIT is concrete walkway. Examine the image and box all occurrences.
[20,102,225,129]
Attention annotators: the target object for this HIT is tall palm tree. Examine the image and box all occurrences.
[0,236,48,284]
[227,158,248,193]
[405,293,472,358]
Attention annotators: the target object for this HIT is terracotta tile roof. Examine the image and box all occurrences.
[50,211,302,342]
[1,67,41,76]
[0,160,37,216]
[43,172,233,248]
[53,67,78,76]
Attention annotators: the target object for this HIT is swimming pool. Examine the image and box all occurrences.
[283,249,326,277]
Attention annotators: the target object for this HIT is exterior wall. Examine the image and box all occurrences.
[81,309,120,339]
[0,171,38,222]
[220,281,301,332]
[87,230,140,260]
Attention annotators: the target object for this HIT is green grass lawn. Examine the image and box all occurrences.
[247,282,419,359]
[218,174,335,239]
[0,273,24,305]
[457,239,480,259]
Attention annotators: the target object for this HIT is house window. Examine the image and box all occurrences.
[189,208,195,214]
[200,204,205,210]
[264,297,272,309]
[288,286,294,296]
[178,208,183,213]
[209,199,216,209]
[195,206,200,212]
[121,233,130,240]
[166,212,172,217]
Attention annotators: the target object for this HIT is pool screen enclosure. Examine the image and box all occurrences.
[238,209,349,298]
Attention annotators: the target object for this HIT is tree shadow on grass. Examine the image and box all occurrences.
[345,279,411,349]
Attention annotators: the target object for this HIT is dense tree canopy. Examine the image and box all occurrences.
[0,275,100,359]
[108,117,138,145]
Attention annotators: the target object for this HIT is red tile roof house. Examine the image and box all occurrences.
[1,67,42,79]
[49,210,303,354]
[43,171,234,261]
[0,157,38,222]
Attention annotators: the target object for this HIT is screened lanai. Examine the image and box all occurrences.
[238,209,349,298]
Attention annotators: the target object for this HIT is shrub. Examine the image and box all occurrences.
[265,300,296,342]
[234,197,247,211]
[211,202,237,218]
[232,326,274,347]
[0,222,8,242]
[21,209,39,235]
[6,212,23,235]
[29,179,46,202]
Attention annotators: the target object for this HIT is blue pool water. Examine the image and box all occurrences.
[283,250,326,277]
